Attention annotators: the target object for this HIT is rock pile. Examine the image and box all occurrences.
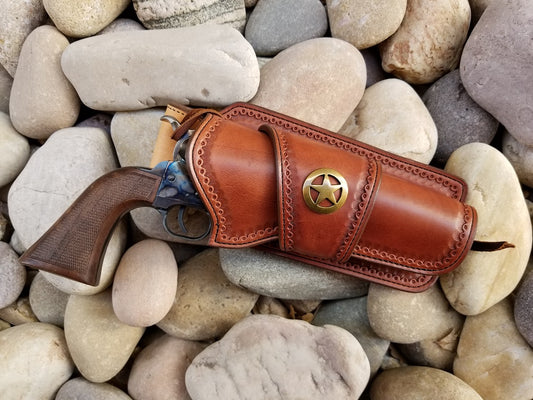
[0,0,532,399]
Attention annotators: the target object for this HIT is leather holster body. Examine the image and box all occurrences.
[165,103,477,292]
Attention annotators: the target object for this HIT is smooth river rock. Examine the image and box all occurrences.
[251,37,367,131]
[0,111,30,187]
[112,239,178,327]
[64,290,145,383]
[380,0,471,84]
[338,78,437,164]
[219,248,369,300]
[442,143,532,315]
[133,0,247,31]
[8,127,126,295]
[367,283,464,344]
[61,25,260,111]
[56,377,132,400]
[514,268,533,347]
[0,322,74,399]
[9,25,80,140]
[245,0,328,56]
[185,314,370,399]
[370,366,483,400]
[453,298,533,400]
[0,241,26,309]
[29,272,69,327]
[502,130,533,188]
[422,69,499,165]
[0,0,47,76]
[327,0,406,49]
[312,296,389,375]
[128,334,206,400]
[43,0,130,38]
[157,248,259,341]
[460,0,533,145]
[110,108,165,167]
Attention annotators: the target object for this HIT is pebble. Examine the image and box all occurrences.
[219,248,369,300]
[422,69,499,165]
[56,377,132,400]
[514,268,533,346]
[460,0,533,145]
[253,296,290,318]
[0,242,26,308]
[110,108,165,167]
[245,0,328,56]
[250,37,366,131]
[98,18,146,34]
[29,272,69,327]
[8,127,126,295]
[367,283,464,344]
[442,143,532,315]
[453,298,533,400]
[370,366,483,400]
[470,0,494,25]
[0,322,74,399]
[0,111,30,187]
[361,47,391,87]
[397,331,459,371]
[0,297,38,325]
[0,66,12,112]
[61,25,260,111]
[312,296,390,375]
[327,0,406,49]
[128,334,206,400]
[112,239,178,327]
[9,25,80,140]
[380,0,471,84]
[43,0,131,38]
[0,0,47,76]
[502,130,533,188]
[133,0,247,32]
[185,314,370,399]
[64,289,145,383]
[157,248,259,341]
[338,78,437,164]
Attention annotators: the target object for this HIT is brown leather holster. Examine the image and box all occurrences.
[160,103,477,292]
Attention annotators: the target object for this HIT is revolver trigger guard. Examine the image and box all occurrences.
[159,206,212,242]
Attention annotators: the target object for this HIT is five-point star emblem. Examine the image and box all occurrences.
[302,168,348,214]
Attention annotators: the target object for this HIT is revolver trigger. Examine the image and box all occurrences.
[159,206,212,242]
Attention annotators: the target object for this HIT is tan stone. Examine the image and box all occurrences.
[380,0,471,84]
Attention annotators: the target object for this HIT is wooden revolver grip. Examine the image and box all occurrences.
[19,168,162,286]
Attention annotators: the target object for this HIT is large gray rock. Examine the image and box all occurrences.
[250,37,366,131]
[61,25,260,111]
[43,0,130,38]
[185,314,370,399]
[219,248,369,300]
[442,143,532,315]
[514,269,533,347]
[423,69,499,165]
[29,272,69,327]
[56,378,132,400]
[133,0,247,31]
[0,323,74,399]
[245,0,328,56]
[0,0,46,76]
[9,25,80,140]
[460,0,533,145]
[0,242,26,308]
[380,0,471,84]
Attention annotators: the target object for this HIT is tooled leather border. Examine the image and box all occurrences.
[222,103,467,201]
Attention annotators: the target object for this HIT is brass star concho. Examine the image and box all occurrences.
[302,168,348,214]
